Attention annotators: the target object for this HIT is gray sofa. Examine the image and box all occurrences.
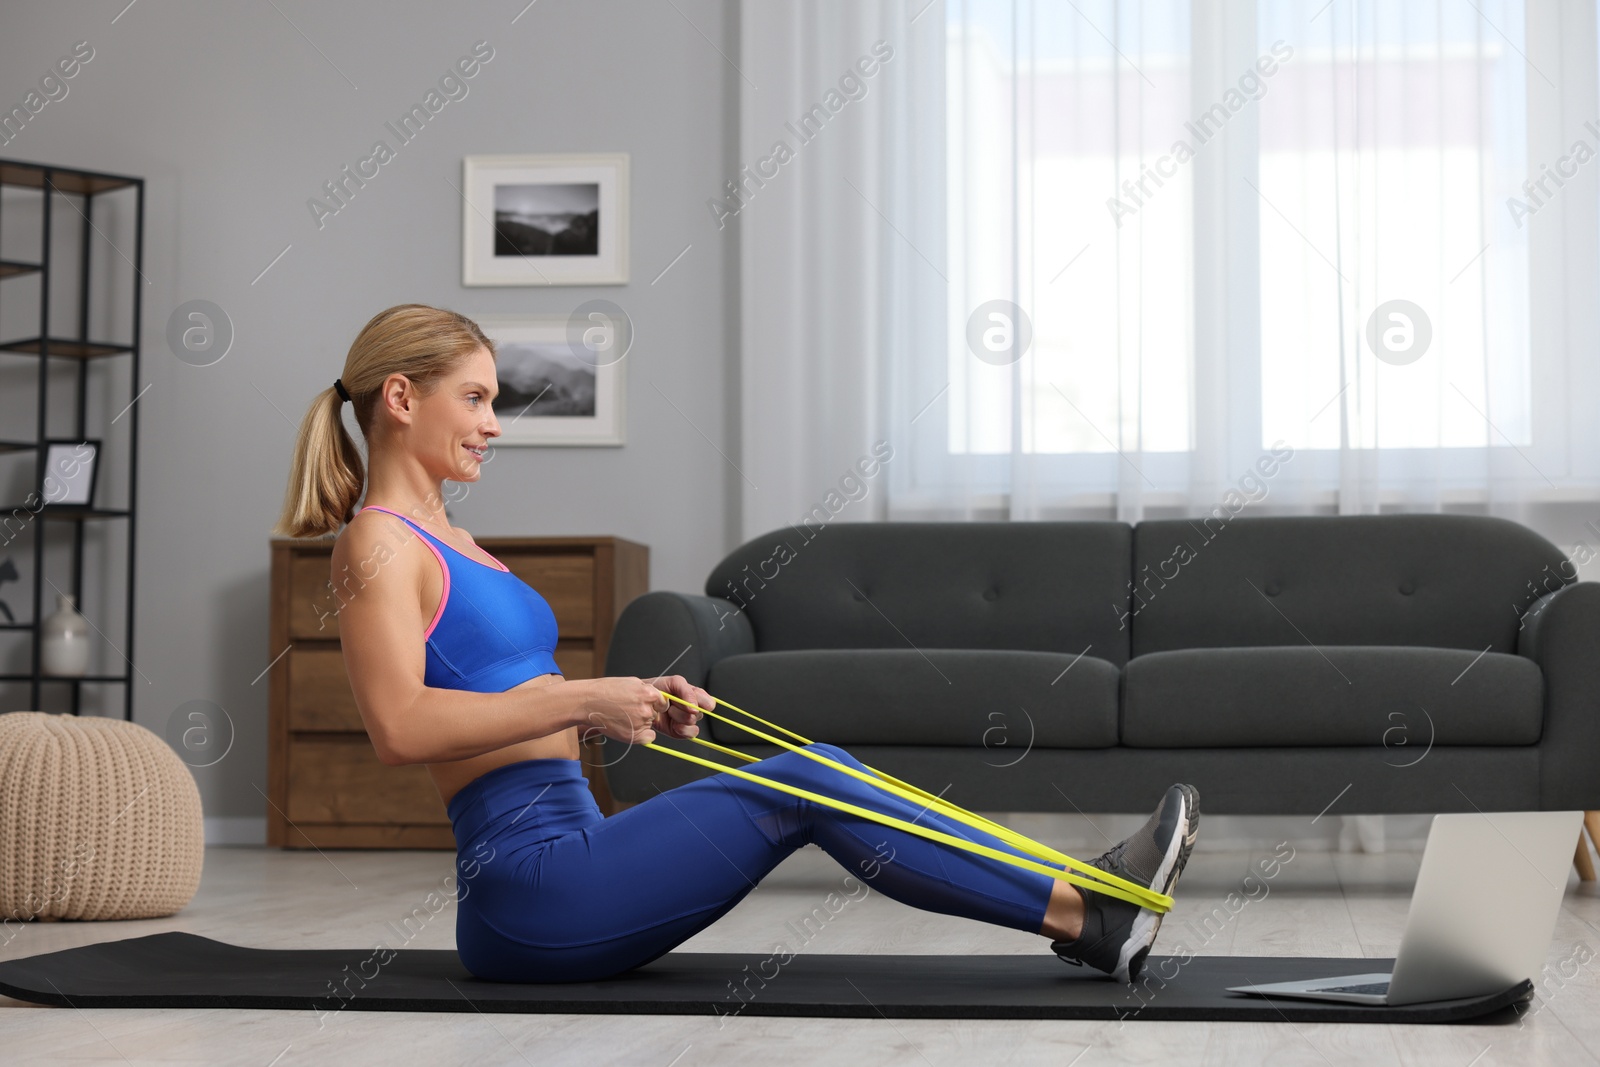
[602,514,1600,815]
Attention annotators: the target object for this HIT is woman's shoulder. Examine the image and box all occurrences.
[332,506,425,578]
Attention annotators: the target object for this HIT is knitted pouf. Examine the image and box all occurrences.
[0,711,204,922]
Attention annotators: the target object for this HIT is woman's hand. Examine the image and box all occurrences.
[572,675,709,745]
[643,674,713,740]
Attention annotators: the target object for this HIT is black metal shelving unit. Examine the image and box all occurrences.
[0,159,143,720]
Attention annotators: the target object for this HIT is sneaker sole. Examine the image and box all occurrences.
[1115,783,1200,982]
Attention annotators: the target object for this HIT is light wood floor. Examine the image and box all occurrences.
[2,842,1598,1066]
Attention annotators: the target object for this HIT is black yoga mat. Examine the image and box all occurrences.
[0,931,1531,1023]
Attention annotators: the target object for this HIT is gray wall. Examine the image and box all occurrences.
[0,0,741,839]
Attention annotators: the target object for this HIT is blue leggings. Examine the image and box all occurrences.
[448,743,1062,983]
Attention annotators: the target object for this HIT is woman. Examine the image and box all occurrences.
[273,303,1199,986]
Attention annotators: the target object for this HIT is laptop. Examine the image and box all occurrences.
[1227,809,1581,1006]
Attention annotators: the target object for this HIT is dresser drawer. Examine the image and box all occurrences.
[288,553,343,639]
[287,737,448,825]
[287,647,364,731]
[552,645,593,680]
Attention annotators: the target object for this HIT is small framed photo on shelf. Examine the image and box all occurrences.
[473,314,626,446]
[461,152,629,286]
[40,439,100,508]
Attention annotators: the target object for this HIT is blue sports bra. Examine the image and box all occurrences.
[358,505,562,692]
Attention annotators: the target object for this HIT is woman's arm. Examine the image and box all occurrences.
[375,679,585,767]
[332,511,584,765]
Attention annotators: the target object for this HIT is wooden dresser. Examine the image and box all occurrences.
[267,533,648,849]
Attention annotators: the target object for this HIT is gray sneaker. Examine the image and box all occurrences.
[1050,783,1199,983]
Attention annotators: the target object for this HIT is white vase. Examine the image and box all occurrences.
[41,593,91,676]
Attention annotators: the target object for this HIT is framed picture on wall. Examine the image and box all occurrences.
[473,314,627,446]
[461,153,629,286]
[39,439,100,508]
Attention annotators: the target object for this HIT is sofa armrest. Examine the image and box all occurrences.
[1517,581,1600,809]
[602,591,755,688]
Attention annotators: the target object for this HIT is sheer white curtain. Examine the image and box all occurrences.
[738,0,1600,537]
[907,0,1199,521]
[1255,0,1559,517]
[736,1,939,541]
[918,0,1596,521]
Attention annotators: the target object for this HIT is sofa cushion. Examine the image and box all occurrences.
[705,521,1135,666]
[1129,514,1573,658]
[702,648,1120,748]
[1122,645,1543,747]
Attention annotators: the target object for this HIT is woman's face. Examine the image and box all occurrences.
[409,345,503,484]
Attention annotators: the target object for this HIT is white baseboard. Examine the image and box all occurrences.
[204,816,267,846]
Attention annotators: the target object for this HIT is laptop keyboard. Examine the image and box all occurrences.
[1314,982,1390,995]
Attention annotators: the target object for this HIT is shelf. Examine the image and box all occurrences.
[0,673,129,683]
[0,336,134,359]
[1,155,143,721]
[0,161,138,196]
[0,505,129,520]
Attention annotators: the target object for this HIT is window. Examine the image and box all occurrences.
[933,0,1552,505]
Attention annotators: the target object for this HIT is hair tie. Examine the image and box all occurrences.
[333,378,351,403]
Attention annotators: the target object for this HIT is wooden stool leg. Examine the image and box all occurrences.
[1576,834,1597,882]
[1574,812,1600,882]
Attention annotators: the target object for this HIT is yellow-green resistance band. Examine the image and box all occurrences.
[661,693,1137,895]
[645,692,1173,913]
[688,701,1081,872]
[689,694,1090,871]
[670,696,1171,912]
[663,692,1154,902]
